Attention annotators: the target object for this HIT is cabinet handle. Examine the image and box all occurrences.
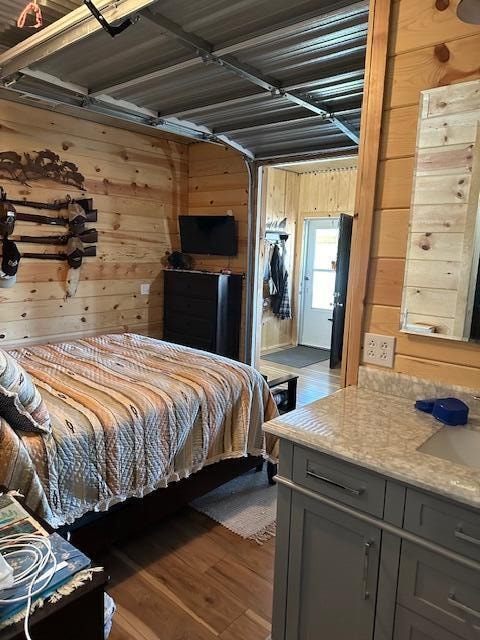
[306,470,364,496]
[362,540,373,600]
[454,526,480,547]
[448,592,480,620]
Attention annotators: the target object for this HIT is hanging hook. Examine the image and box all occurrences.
[17,0,43,29]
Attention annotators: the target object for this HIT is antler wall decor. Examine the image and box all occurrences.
[0,149,86,189]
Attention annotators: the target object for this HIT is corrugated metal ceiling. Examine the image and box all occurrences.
[0,0,368,160]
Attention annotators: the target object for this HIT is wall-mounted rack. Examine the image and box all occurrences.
[266,229,289,241]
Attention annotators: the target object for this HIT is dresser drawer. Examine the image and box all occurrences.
[292,446,386,517]
[165,294,217,321]
[398,541,480,639]
[164,314,214,340]
[394,606,464,640]
[404,490,480,564]
[162,330,213,353]
[164,271,218,301]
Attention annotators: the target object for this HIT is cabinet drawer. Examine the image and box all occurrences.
[404,489,480,564]
[164,271,218,301]
[162,330,213,353]
[394,606,464,640]
[164,314,214,340]
[292,446,386,517]
[165,294,217,321]
[398,541,480,639]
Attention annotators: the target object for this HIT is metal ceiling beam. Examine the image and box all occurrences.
[255,145,359,162]
[4,67,254,157]
[123,8,360,144]
[0,0,158,80]
[161,68,365,119]
[89,1,368,96]
[214,108,360,136]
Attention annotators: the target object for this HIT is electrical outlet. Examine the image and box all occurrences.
[140,283,150,295]
[362,333,395,368]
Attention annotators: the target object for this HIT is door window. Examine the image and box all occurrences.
[312,227,339,310]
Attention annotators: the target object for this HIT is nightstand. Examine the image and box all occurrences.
[0,491,108,640]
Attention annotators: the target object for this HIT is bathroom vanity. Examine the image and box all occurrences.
[264,379,480,640]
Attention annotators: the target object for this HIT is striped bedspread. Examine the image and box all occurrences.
[0,334,278,527]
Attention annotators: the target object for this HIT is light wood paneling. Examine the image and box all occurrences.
[363,0,480,386]
[0,98,188,347]
[400,82,480,339]
[260,168,299,352]
[342,0,392,386]
[366,258,405,307]
[187,142,249,358]
[298,166,357,216]
[370,209,409,258]
[187,143,249,274]
[385,31,480,110]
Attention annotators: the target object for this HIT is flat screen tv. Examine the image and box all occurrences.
[179,215,237,256]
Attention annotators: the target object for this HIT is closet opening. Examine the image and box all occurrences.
[254,157,358,407]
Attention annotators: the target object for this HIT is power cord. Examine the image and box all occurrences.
[0,533,57,640]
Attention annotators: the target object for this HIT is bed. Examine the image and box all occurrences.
[0,333,278,533]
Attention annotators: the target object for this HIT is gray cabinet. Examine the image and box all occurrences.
[397,542,480,639]
[285,492,381,640]
[394,607,465,640]
[272,441,480,640]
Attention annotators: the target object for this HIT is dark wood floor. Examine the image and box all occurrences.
[104,506,274,640]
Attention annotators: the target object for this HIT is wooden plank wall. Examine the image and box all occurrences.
[261,167,300,352]
[297,166,357,218]
[293,166,357,344]
[187,142,249,357]
[401,80,480,339]
[0,98,189,347]
[365,0,480,387]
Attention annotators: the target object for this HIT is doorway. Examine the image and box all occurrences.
[299,218,339,350]
[299,214,353,367]
[255,159,357,407]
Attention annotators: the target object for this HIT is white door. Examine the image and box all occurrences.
[299,218,340,349]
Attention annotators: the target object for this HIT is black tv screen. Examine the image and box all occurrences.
[179,215,237,256]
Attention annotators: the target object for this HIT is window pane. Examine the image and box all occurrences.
[313,228,339,270]
[312,271,336,309]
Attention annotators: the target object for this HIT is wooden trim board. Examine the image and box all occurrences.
[342,0,393,386]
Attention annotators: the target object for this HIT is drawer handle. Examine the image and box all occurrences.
[454,527,480,547]
[448,592,480,620]
[306,470,364,496]
[362,540,373,600]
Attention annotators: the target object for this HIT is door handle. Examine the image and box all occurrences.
[362,540,374,600]
[454,526,480,546]
[305,470,364,496]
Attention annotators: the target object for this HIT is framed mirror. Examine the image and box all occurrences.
[400,79,480,342]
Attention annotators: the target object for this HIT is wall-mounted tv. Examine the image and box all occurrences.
[179,215,237,256]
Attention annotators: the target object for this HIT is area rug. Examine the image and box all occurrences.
[191,468,277,544]
[262,345,330,367]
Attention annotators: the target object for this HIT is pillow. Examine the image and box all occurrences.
[0,349,51,434]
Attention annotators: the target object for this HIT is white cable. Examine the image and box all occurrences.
[0,533,57,640]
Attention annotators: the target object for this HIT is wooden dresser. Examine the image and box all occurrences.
[163,270,242,360]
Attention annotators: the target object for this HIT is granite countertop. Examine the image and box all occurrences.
[263,386,480,510]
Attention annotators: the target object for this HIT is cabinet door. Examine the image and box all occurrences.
[286,492,381,640]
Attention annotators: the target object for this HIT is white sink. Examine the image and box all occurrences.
[418,427,480,470]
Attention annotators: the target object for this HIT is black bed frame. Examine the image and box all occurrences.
[58,456,268,557]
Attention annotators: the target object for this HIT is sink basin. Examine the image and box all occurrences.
[418,428,480,470]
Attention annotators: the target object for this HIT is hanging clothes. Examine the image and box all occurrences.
[269,242,291,320]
